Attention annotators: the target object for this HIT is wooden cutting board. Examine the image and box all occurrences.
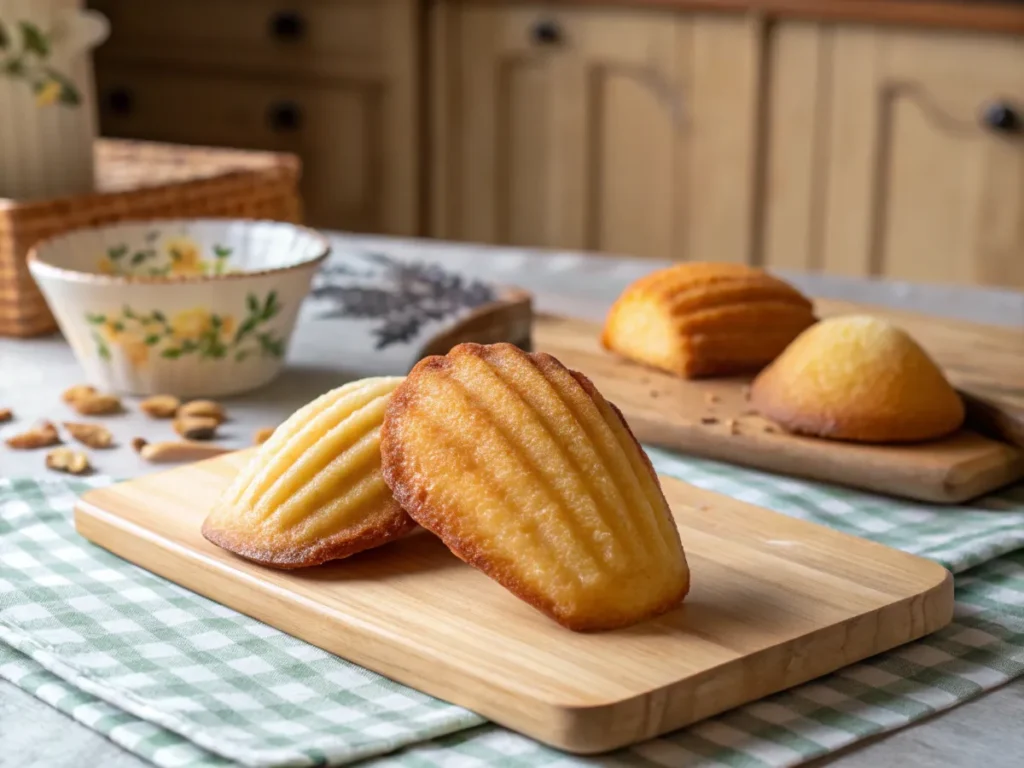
[533,305,1024,504]
[76,451,953,755]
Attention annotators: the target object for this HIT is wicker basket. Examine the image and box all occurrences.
[0,139,303,337]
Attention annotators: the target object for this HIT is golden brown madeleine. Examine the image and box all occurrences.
[202,377,416,568]
[381,343,690,631]
[601,262,817,378]
[752,315,965,443]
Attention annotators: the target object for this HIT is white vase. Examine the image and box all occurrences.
[0,0,108,201]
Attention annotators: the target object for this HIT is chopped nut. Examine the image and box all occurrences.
[63,422,114,449]
[174,416,219,441]
[649,391,660,400]
[71,392,123,416]
[700,417,719,426]
[726,418,740,435]
[178,400,226,424]
[741,385,752,401]
[45,447,91,475]
[62,384,97,404]
[140,394,181,419]
[5,421,60,449]
[0,408,12,423]
[704,393,721,405]
[137,440,232,464]
[254,427,276,445]
[131,437,149,454]
[763,425,778,434]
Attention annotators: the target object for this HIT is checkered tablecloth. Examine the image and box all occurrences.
[3,449,1024,768]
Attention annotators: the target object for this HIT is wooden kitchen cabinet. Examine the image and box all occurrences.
[90,0,420,235]
[763,23,1024,287]
[430,1,762,262]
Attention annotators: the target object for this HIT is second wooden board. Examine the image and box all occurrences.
[534,315,1024,503]
[76,451,953,755]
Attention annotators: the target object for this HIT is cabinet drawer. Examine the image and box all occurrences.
[96,67,385,232]
[89,0,384,71]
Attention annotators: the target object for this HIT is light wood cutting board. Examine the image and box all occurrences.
[75,451,953,755]
[533,307,1024,504]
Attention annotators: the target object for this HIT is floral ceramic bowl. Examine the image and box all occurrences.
[28,219,330,397]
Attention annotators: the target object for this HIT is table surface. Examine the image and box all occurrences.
[3,234,1024,768]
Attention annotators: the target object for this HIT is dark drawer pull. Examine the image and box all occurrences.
[267,101,303,132]
[981,101,1022,134]
[270,11,306,41]
[531,19,563,46]
[105,87,135,116]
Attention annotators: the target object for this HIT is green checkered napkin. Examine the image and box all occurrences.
[3,450,1024,768]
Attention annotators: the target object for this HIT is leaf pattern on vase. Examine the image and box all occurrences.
[97,234,237,277]
[310,253,497,349]
[85,291,285,369]
[0,20,80,107]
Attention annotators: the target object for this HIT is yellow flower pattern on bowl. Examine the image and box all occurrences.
[97,235,239,277]
[86,291,286,370]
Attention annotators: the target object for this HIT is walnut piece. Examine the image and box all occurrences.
[61,384,97,404]
[174,416,219,441]
[45,447,91,475]
[137,440,232,463]
[254,427,276,445]
[140,395,181,419]
[5,421,61,450]
[71,392,123,416]
[131,437,149,454]
[63,422,114,449]
[0,408,12,423]
[178,400,226,424]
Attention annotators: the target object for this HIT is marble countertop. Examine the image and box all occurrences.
[2,233,1024,768]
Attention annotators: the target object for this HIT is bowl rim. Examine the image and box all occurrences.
[27,218,332,285]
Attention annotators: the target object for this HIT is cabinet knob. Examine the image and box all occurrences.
[267,101,303,132]
[531,19,563,46]
[269,10,306,41]
[105,87,135,116]
[981,101,1022,134]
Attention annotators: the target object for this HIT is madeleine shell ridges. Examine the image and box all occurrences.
[380,343,690,631]
[601,262,817,378]
[202,376,415,568]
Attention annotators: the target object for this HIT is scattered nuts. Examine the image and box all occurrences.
[140,394,181,419]
[704,393,721,405]
[63,422,114,449]
[5,421,60,449]
[137,440,232,464]
[178,400,226,424]
[0,408,12,423]
[62,384,97,404]
[131,437,149,454]
[71,392,123,416]
[254,427,276,445]
[45,447,91,475]
[174,416,219,441]
[700,417,719,426]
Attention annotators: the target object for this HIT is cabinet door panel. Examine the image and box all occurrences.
[822,29,1024,286]
[97,68,383,232]
[432,3,759,262]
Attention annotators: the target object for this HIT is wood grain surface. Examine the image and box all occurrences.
[463,0,1024,36]
[533,309,1024,504]
[75,450,953,754]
